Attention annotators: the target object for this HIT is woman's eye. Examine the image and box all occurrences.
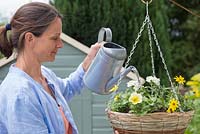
[52,37,58,40]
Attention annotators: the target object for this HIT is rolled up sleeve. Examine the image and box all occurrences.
[56,63,85,101]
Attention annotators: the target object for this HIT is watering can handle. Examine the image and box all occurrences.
[97,27,112,43]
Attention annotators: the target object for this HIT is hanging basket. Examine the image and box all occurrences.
[106,110,194,134]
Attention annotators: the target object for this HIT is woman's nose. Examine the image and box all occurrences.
[57,38,63,48]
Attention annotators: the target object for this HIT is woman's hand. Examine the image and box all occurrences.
[82,43,101,71]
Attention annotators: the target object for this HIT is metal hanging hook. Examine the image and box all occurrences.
[141,0,152,4]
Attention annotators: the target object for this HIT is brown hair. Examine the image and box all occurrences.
[0,2,62,58]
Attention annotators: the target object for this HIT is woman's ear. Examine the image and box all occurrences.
[24,32,35,44]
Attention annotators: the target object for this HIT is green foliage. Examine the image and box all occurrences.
[0,53,3,59]
[184,73,200,133]
[185,100,200,134]
[168,0,200,80]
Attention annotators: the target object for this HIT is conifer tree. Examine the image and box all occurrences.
[168,0,200,78]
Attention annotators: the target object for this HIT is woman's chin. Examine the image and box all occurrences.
[49,57,56,62]
[45,56,56,62]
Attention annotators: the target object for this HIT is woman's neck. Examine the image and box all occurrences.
[16,52,56,99]
[15,52,44,82]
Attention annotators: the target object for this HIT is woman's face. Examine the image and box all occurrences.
[32,17,63,62]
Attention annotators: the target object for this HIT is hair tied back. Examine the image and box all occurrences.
[5,24,11,31]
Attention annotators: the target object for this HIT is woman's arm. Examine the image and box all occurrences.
[55,43,101,101]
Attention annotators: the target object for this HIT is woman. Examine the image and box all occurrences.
[0,2,101,134]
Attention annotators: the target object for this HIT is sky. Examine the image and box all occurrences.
[0,0,49,22]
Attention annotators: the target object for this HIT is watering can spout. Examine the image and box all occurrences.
[105,66,140,92]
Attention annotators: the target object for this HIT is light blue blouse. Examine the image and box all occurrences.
[0,64,85,134]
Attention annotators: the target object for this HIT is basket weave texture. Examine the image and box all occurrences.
[107,110,194,134]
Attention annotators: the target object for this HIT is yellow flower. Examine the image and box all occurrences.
[174,75,186,84]
[168,98,179,112]
[186,81,199,87]
[114,94,120,101]
[167,107,174,113]
[129,92,142,105]
[109,85,119,92]
[191,73,200,82]
[192,87,200,98]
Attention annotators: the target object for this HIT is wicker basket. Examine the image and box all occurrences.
[106,110,194,134]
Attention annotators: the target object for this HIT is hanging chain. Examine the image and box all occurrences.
[145,2,183,111]
[147,19,183,112]
[111,1,183,112]
[115,14,149,88]
[147,22,155,76]
[146,3,155,77]
[113,1,183,113]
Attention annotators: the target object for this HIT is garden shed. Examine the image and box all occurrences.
[0,33,137,134]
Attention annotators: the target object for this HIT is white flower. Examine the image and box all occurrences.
[146,76,160,86]
[127,80,142,91]
[127,80,137,87]
[129,92,143,105]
